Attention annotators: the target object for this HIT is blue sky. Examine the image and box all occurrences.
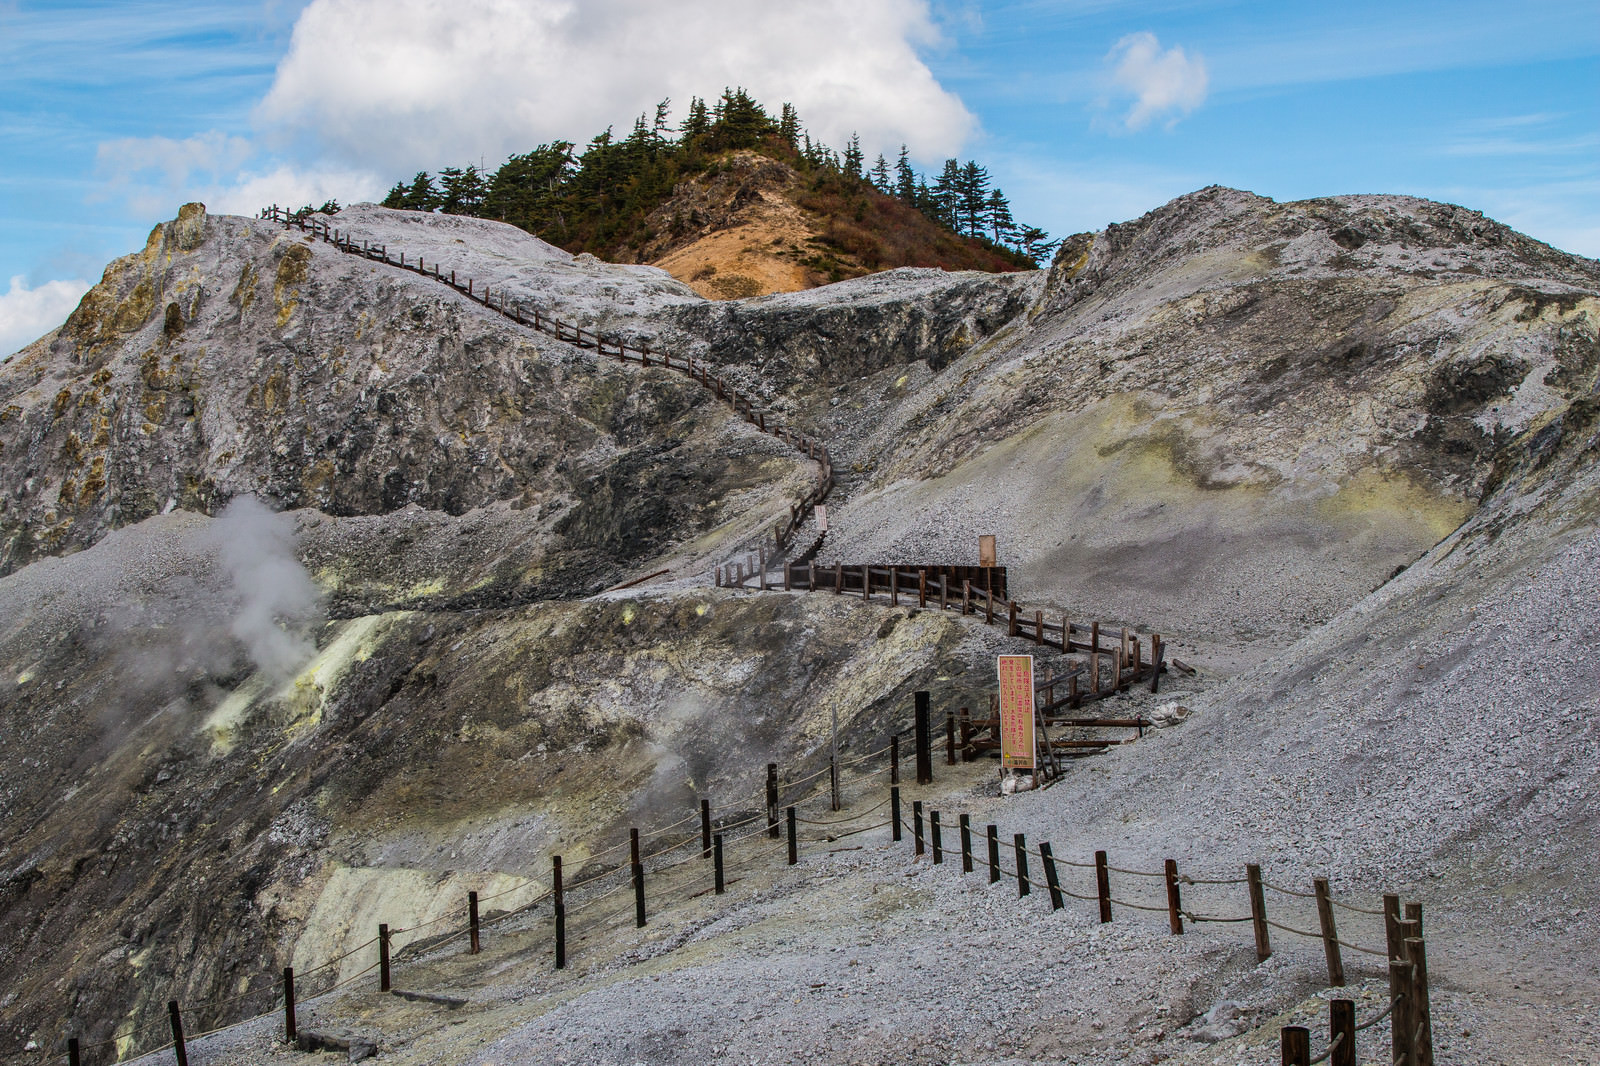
[2,0,1596,355]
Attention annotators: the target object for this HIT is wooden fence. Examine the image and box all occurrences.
[256,206,833,577]
[1,685,1430,1066]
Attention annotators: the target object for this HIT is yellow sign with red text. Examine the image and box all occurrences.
[998,654,1035,770]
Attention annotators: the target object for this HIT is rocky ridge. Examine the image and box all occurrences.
[0,188,1595,1063]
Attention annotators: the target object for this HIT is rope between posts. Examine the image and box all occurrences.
[1105,864,1166,879]
[828,818,893,840]
[839,744,891,767]
[295,933,380,980]
[1265,918,1322,940]
[1107,896,1172,914]
[1179,874,1247,886]
[1356,994,1401,1031]
[1330,898,1389,917]
[569,864,630,902]
[641,830,703,863]
[479,887,555,930]
[796,796,890,826]
[475,875,542,905]
[1307,1031,1346,1065]
[1262,879,1319,899]
[1182,910,1254,924]
[564,863,629,894]
[780,762,836,793]
[1334,936,1391,958]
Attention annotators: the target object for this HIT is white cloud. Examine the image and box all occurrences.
[94,130,385,219]
[256,0,974,172]
[0,275,90,359]
[193,163,387,216]
[1104,31,1208,132]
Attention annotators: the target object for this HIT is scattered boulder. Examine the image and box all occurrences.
[296,1028,379,1061]
[1150,703,1192,729]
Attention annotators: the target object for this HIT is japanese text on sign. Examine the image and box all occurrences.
[998,654,1035,770]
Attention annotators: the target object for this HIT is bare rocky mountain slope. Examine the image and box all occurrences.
[0,189,1595,1065]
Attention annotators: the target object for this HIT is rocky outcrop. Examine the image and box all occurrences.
[0,206,801,592]
[813,186,1600,647]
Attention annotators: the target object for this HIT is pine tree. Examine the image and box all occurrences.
[1017,225,1058,265]
[895,145,916,201]
[930,159,962,228]
[843,133,864,180]
[779,103,800,149]
[402,171,440,211]
[482,142,574,230]
[652,98,673,144]
[439,165,488,215]
[870,153,891,192]
[712,87,770,150]
[381,181,407,208]
[955,160,991,237]
[681,96,710,141]
[987,189,1016,246]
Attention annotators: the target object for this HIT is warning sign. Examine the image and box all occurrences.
[998,654,1035,770]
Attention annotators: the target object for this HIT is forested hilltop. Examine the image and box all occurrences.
[363,89,1054,286]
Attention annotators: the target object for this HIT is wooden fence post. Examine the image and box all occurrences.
[930,811,943,864]
[1314,877,1344,986]
[787,807,798,865]
[1280,1025,1309,1066]
[1330,999,1355,1066]
[1095,850,1112,922]
[1405,930,1432,1066]
[945,714,957,765]
[631,828,647,928]
[962,580,972,615]
[890,735,899,785]
[379,924,391,991]
[1008,600,1018,635]
[553,855,565,969]
[282,967,296,1042]
[1247,864,1271,961]
[986,825,1001,884]
[959,707,972,762]
[168,1001,188,1066]
[469,891,480,954]
[919,570,927,607]
[891,786,902,841]
[1035,610,1044,645]
[1390,947,1415,1066]
[890,567,898,605]
[914,691,933,784]
[68,1038,80,1066]
[959,813,973,873]
[1165,859,1184,934]
[1040,842,1064,910]
[713,834,726,894]
[701,799,712,859]
[912,800,925,856]
[1014,834,1031,897]
[986,587,995,624]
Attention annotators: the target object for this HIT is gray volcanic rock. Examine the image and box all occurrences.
[0,204,803,598]
[816,186,1600,655]
[1,188,1597,1064]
